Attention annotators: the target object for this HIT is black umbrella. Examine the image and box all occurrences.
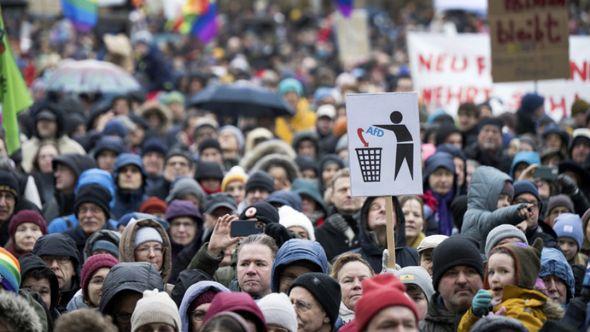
[187,82,294,118]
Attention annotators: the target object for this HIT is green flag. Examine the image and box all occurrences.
[0,8,32,155]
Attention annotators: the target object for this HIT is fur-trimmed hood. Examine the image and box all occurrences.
[119,218,172,282]
[251,153,301,183]
[240,139,296,172]
[0,291,43,332]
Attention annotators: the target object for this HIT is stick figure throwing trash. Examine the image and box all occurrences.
[375,111,414,180]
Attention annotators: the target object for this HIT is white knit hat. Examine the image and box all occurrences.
[134,227,163,248]
[257,293,298,332]
[278,205,315,241]
[131,289,181,332]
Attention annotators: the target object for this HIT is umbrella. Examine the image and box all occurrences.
[45,59,142,94]
[188,82,294,118]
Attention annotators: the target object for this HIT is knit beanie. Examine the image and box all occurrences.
[485,224,527,257]
[92,240,120,258]
[355,273,418,331]
[74,184,112,218]
[139,197,168,215]
[165,200,203,225]
[278,78,303,96]
[546,195,574,215]
[240,201,280,225]
[289,273,341,328]
[432,236,484,291]
[131,289,181,332]
[519,93,545,113]
[221,166,248,192]
[195,161,224,181]
[0,247,20,292]
[571,98,590,116]
[198,138,222,155]
[220,125,245,152]
[204,193,237,214]
[0,170,19,199]
[513,180,540,202]
[258,293,298,332]
[81,254,118,300]
[470,316,527,332]
[8,210,48,237]
[416,235,449,253]
[477,117,503,132]
[166,177,205,205]
[142,137,167,157]
[489,238,543,290]
[553,213,584,249]
[188,290,218,313]
[245,171,275,194]
[278,205,315,241]
[394,266,435,302]
[134,227,163,248]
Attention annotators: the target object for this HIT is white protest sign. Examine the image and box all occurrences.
[407,33,590,120]
[346,93,423,197]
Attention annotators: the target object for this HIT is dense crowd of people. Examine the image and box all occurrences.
[1,1,590,332]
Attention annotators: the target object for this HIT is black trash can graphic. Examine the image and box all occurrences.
[355,147,382,182]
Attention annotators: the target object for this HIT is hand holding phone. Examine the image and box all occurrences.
[230,220,264,237]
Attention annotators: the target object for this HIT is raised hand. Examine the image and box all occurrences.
[207,214,239,257]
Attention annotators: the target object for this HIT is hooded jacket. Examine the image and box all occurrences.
[119,218,173,282]
[461,166,526,252]
[315,208,361,261]
[32,233,81,313]
[510,151,541,179]
[99,262,164,315]
[353,196,419,273]
[251,154,301,185]
[202,292,267,332]
[47,168,118,233]
[19,253,60,316]
[240,139,297,173]
[112,153,148,219]
[270,239,329,292]
[178,281,230,332]
[0,291,44,332]
[83,229,121,260]
[539,248,576,302]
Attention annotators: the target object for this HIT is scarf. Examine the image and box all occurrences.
[430,189,454,236]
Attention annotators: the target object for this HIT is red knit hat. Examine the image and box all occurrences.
[80,254,119,300]
[355,273,419,331]
[139,197,168,215]
[8,210,47,237]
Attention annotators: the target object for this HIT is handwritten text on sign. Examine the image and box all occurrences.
[488,0,569,82]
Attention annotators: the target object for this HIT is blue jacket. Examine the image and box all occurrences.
[510,151,540,178]
[271,239,329,292]
[178,281,229,332]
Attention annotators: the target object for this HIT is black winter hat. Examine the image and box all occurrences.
[142,137,167,157]
[198,138,222,155]
[32,233,80,268]
[74,184,112,218]
[289,272,341,328]
[477,117,503,133]
[196,161,224,181]
[52,153,96,179]
[432,236,484,291]
[245,171,275,194]
[0,170,19,198]
[239,201,279,225]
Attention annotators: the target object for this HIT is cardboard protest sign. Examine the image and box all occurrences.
[407,33,590,120]
[488,0,569,82]
[335,9,370,67]
[346,93,423,197]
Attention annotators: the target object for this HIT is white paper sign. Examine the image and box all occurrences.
[346,93,423,197]
[407,33,590,120]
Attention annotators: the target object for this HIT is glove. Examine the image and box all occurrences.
[558,174,579,196]
[471,289,492,317]
[264,223,291,247]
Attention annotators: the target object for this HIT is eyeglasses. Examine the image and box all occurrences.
[135,244,163,255]
[513,199,539,208]
[78,205,102,214]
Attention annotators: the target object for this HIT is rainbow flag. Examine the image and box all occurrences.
[335,0,353,17]
[0,8,33,155]
[61,0,98,32]
[174,0,218,44]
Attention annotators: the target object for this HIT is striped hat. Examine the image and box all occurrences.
[0,247,21,292]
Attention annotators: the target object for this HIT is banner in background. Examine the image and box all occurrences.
[407,33,590,120]
[336,9,370,67]
[434,0,487,13]
[488,0,569,82]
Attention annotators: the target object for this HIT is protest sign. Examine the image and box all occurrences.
[434,0,487,13]
[346,93,423,197]
[407,33,590,120]
[346,93,422,267]
[488,0,569,82]
[335,9,370,67]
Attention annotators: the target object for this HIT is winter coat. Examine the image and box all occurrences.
[353,197,419,273]
[171,268,213,306]
[66,289,88,312]
[0,291,44,332]
[184,242,236,289]
[275,98,317,143]
[421,293,464,332]
[21,137,86,174]
[270,239,329,292]
[461,166,526,252]
[119,218,172,282]
[240,139,297,173]
[99,262,164,315]
[251,153,301,185]
[178,281,230,332]
[464,142,512,173]
[458,285,563,332]
[315,210,360,261]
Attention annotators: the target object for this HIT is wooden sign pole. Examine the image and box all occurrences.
[385,195,396,268]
